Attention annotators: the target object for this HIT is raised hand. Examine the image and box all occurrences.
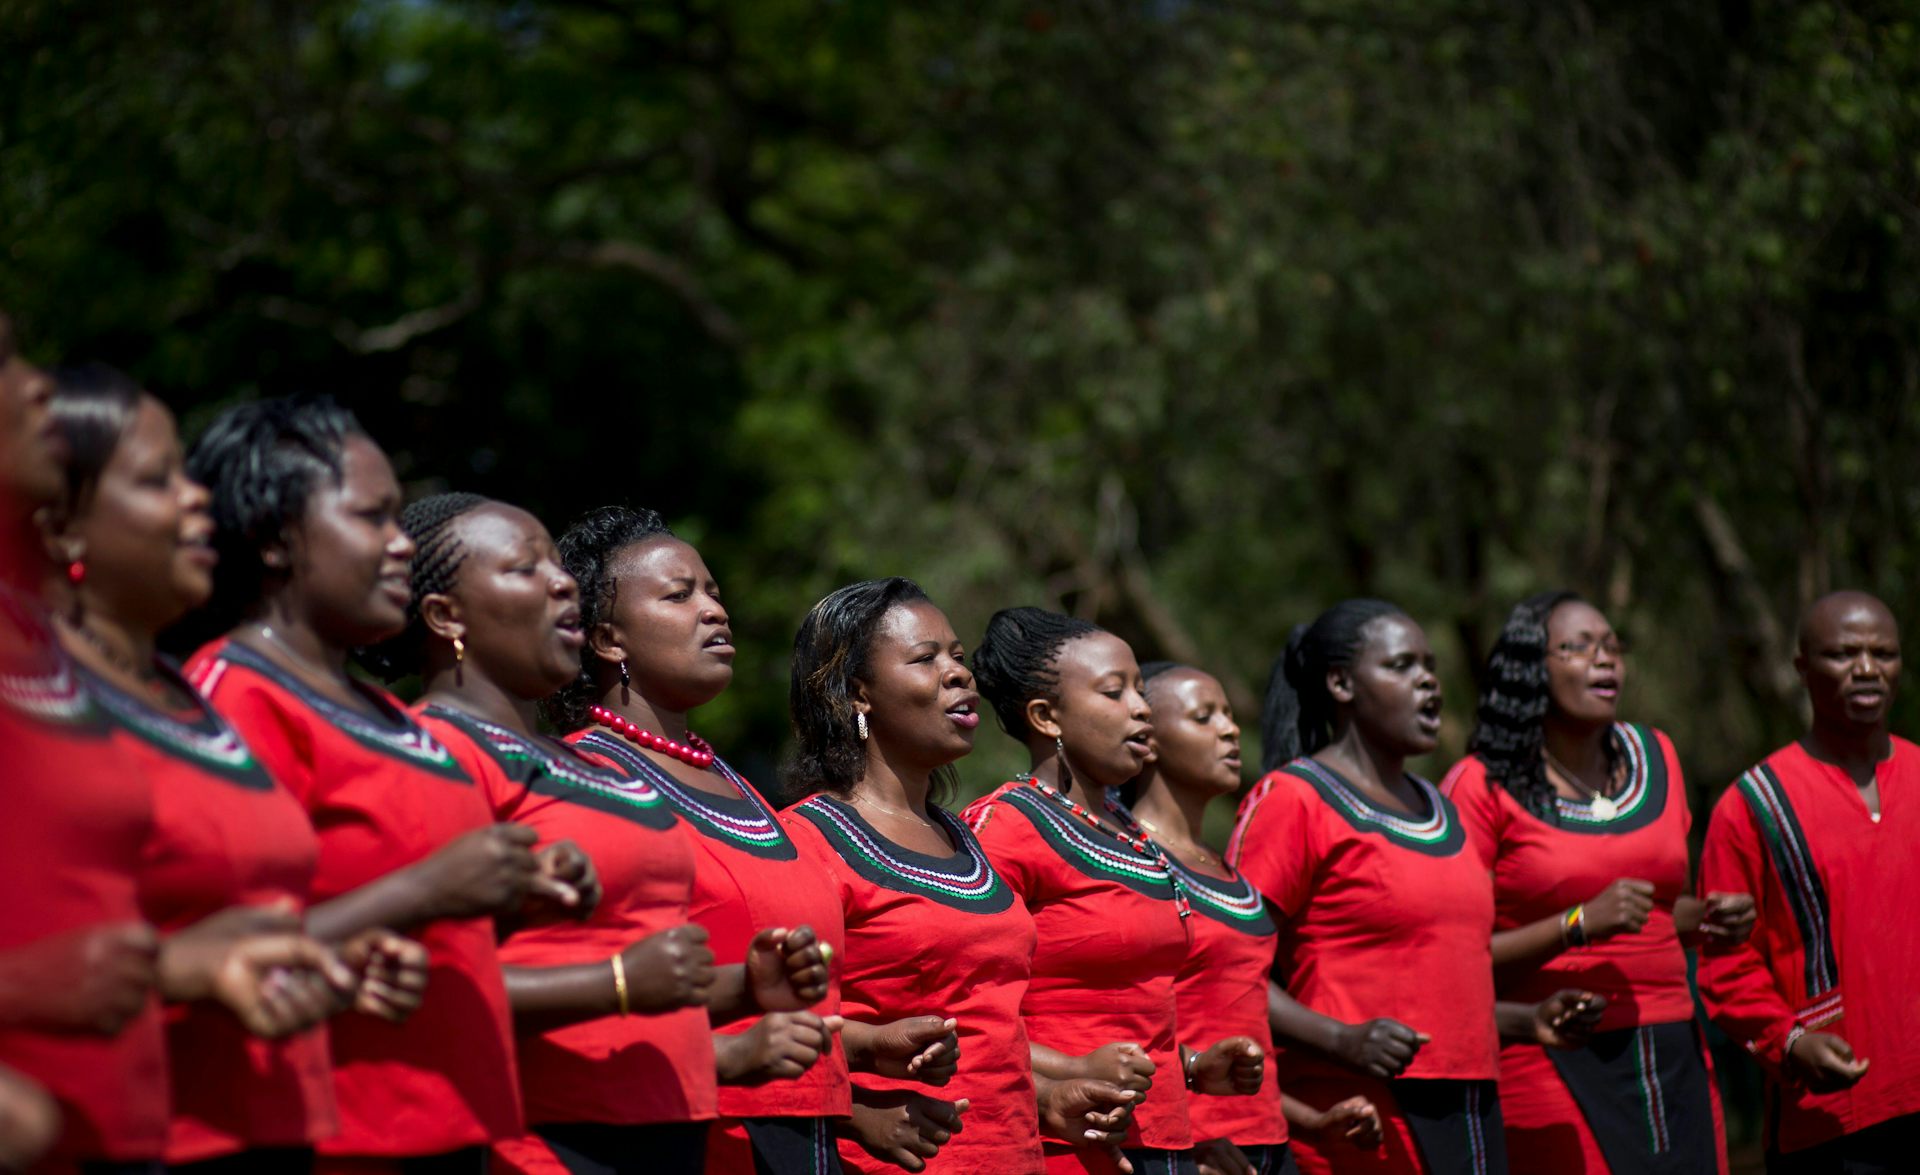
[1583,878,1656,939]
[620,924,715,1012]
[0,922,157,1034]
[1532,989,1607,1049]
[1188,1036,1264,1096]
[859,1015,961,1085]
[1078,1041,1156,1097]
[414,823,544,920]
[718,1011,841,1084]
[744,925,830,1012]
[1331,1017,1428,1079]
[338,929,430,1022]
[843,1088,968,1173]
[1788,1031,1870,1092]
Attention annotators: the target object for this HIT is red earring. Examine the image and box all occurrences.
[66,561,84,586]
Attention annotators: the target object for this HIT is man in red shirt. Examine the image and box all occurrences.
[1698,591,1920,1172]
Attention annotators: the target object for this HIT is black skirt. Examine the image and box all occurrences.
[1547,1021,1718,1175]
[1395,1078,1507,1175]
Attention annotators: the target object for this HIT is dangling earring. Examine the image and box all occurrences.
[1054,733,1076,794]
[452,635,465,685]
[618,658,631,704]
[65,560,85,626]
[856,711,869,742]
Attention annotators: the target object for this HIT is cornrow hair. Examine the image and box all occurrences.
[165,395,367,655]
[542,504,674,733]
[355,493,491,683]
[783,577,957,805]
[1259,598,1405,772]
[1467,590,1621,823]
[972,606,1102,742]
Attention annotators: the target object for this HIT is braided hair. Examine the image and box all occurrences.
[784,577,958,804]
[972,606,1103,743]
[355,493,490,682]
[1467,590,1619,823]
[46,365,145,515]
[1259,599,1406,772]
[168,395,367,653]
[542,505,674,732]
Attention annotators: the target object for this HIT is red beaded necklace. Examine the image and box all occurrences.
[1023,775,1192,917]
[589,704,715,768]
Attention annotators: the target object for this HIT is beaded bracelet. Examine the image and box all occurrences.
[1561,905,1589,947]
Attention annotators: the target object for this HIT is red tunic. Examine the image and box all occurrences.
[1442,724,1718,1173]
[83,662,335,1162]
[964,780,1194,1163]
[422,706,716,1138]
[787,795,1044,1174]
[1227,759,1497,1175]
[1163,853,1286,1148]
[569,728,849,1131]
[1697,737,1920,1154]
[0,623,168,1165]
[188,639,522,1157]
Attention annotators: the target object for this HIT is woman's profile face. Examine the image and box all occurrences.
[64,395,217,634]
[856,598,980,772]
[1543,600,1624,728]
[1144,668,1241,796]
[1046,631,1154,790]
[598,536,733,713]
[436,504,582,700]
[283,434,415,647]
[1339,614,1443,757]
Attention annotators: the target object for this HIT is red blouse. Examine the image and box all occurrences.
[424,707,716,1129]
[1227,759,1498,1083]
[83,662,335,1163]
[570,728,849,1122]
[189,639,522,1157]
[788,795,1044,1174]
[1163,853,1286,1148]
[964,780,1194,1155]
[1697,737,1920,1154]
[1440,724,1695,1032]
[0,634,167,1164]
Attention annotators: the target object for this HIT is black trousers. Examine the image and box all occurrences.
[535,1122,706,1175]
[1768,1113,1920,1175]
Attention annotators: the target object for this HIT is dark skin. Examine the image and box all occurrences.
[1492,602,1754,977]
[0,313,66,570]
[0,1062,58,1174]
[1266,615,1604,1074]
[217,436,576,948]
[1770,591,1898,1092]
[583,538,947,1101]
[35,395,419,1032]
[1017,633,1259,1170]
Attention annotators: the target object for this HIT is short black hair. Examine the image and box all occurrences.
[1259,598,1406,772]
[542,504,675,732]
[48,364,145,514]
[972,606,1103,742]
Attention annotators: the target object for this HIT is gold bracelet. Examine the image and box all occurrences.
[612,954,630,1017]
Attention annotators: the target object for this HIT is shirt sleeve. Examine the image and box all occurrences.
[1226,774,1316,919]
[781,814,856,912]
[422,717,523,820]
[1695,784,1798,1076]
[965,800,1046,906]
[1440,756,1502,872]
[203,669,319,808]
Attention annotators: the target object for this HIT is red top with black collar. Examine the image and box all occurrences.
[1697,737,1920,1154]
[0,617,168,1164]
[1227,759,1498,1084]
[570,728,849,1122]
[425,706,717,1128]
[188,639,522,1156]
[1440,723,1695,1033]
[82,660,335,1163]
[964,779,1195,1154]
[787,795,1042,1173]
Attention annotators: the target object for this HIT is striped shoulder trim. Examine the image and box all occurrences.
[1735,763,1839,998]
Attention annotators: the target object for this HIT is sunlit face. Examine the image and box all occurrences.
[436,504,582,700]
[1544,600,1625,728]
[1042,631,1154,791]
[1337,614,1443,757]
[598,536,733,712]
[62,396,216,636]
[857,599,980,772]
[283,434,415,647]
[1796,595,1901,732]
[1143,668,1241,797]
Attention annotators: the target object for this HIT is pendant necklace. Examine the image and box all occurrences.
[1546,749,1618,819]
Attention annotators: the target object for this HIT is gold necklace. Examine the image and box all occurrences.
[850,790,936,827]
[1133,814,1215,864]
[1544,749,1619,819]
